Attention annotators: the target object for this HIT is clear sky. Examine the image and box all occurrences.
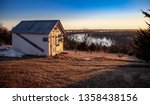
[0,0,150,30]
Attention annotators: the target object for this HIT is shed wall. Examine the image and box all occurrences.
[48,25,63,56]
[12,33,48,56]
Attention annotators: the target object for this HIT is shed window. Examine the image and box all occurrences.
[58,34,63,42]
[55,34,63,46]
[43,37,48,42]
[58,34,62,37]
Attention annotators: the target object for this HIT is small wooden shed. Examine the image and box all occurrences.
[11,20,65,56]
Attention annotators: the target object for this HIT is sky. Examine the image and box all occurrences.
[0,0,150,30]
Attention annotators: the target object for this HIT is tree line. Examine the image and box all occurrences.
[0,24,11,45]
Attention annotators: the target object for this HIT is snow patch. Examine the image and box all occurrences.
[0,45,24,57]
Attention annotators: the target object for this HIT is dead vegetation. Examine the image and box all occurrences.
[0,51,150,88]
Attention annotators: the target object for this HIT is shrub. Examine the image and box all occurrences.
[0,24,11,44]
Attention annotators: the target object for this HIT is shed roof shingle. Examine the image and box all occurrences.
[11,20,59,34]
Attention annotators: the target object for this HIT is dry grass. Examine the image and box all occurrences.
[0,51,150,88]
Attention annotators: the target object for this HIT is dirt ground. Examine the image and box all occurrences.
[0,51,150,88]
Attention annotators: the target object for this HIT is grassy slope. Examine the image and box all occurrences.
[0,51,150,88]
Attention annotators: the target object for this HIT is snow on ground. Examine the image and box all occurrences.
[0,45,24,57]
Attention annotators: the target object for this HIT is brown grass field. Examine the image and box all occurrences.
[0,51,150,88]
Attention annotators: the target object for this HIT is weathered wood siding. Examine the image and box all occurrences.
[49,25,63,56]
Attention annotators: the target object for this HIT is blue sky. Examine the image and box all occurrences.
[0,0,150,29]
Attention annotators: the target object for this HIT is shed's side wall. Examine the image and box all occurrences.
[48,25,64,56]
[12,33,48,56]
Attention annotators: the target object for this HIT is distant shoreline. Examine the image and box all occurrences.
[65,29,138,31]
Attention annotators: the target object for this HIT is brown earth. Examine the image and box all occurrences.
[0,51,150,88]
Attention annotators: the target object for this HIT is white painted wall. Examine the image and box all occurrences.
[12,33,48,56]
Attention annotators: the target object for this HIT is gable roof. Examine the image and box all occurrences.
[11,20,65,34]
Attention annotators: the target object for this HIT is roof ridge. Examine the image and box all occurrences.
[21,20,60,22]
